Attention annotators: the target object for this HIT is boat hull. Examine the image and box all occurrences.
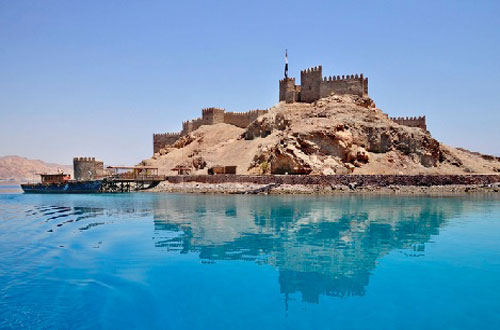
[21,180,102,194]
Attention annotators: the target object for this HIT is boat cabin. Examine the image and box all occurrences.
[39,173,71,184]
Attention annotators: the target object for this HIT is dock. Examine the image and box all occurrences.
[101,166,165,192]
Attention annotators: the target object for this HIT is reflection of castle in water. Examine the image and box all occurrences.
[151,195,467,303]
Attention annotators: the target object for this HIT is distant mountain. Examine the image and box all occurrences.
[0,156,73,182]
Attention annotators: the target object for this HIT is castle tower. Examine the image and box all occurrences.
[181,120,193,135]
[300,66,322,102]
[73,157,104,180]
[279,78,299,103]
[201,108,225,124]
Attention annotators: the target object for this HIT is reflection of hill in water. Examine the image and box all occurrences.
[151,195,473,303]
[18,194,487,304]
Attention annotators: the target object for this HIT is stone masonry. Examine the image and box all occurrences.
[163,174,500,187]
[153,133,182,153]
[390,116,427,131]
[280,65,369,103]
[73,157,105,180]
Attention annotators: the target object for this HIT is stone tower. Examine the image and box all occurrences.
[279,78,300,103]
[73,157,104,180]
[300,66,323,102]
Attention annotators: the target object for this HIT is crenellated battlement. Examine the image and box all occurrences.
[225,112,248,117]
[202,107,225,116]
[390,116,427,131]
[391,116,426,121]
[73,157,100,162]
[323,73,364,81]
[248,109,268,115]
[279,77,295,84]
[224,109,267,117]
[153,132,181,138]
[300,65,322,74]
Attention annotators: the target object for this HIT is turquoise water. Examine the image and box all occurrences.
[1,188,500,329]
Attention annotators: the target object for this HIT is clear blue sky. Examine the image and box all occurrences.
[1,0,499,165]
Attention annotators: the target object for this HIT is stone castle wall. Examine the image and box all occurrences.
[320,75,368,99]
[73,157,105,180]
[224,110,268,128]
[391,116,427,131]
[153,133,182,153]
[154,107,269,153]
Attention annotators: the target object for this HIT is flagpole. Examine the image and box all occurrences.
[284,49,288,79]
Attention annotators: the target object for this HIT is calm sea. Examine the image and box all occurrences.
[1,187,500,329]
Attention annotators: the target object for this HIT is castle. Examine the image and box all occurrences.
[153,65,426,154]
[280,65,368,103]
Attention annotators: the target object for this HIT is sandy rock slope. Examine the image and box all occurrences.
[144,95,500,175]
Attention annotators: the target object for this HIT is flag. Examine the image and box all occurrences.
[284,49,288,79]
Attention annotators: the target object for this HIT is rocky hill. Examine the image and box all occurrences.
[144,95,500,176]
[0,156,73,182]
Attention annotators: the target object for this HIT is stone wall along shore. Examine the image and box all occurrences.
[164,174,500,187]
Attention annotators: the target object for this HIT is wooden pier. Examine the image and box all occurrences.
[101,166,164,192]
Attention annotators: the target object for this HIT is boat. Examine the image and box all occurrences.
[21,173,102,194]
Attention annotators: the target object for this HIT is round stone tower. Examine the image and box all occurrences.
[73,157,104,180]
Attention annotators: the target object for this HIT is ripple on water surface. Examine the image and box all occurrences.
[0,192,500,329]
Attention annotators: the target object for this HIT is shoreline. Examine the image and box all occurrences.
[5,174,500,195]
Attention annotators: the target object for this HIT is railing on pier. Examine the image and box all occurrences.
[101,166,164,192]
[106,166,164,182]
